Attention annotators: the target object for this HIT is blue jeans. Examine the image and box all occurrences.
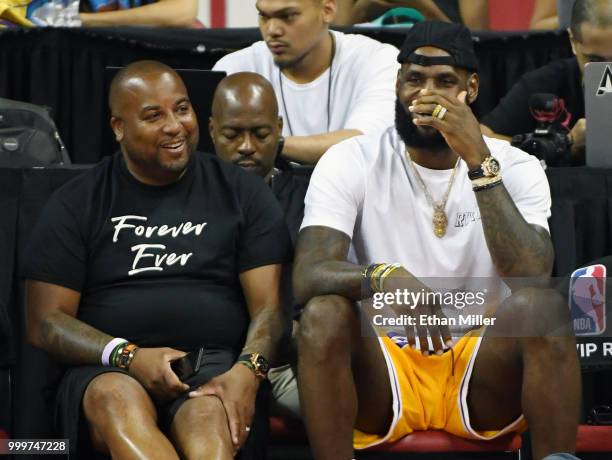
[543,454,581,460]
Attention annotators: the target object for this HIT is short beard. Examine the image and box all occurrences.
[274,51,308,70]
[394,98,449,151]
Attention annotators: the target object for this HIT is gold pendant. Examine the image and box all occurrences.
[433,207,448,238]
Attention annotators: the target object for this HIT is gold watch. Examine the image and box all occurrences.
[468,156,501,180]
[238,353,270,381]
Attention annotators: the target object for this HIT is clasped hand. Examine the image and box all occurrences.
[378,266,452,355]
[128,347,190,401]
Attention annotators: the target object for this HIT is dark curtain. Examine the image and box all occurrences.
[8,168,88,447]
[0,170,20,367]
[0,28,224,164]
[470,30,573,118]
[0,27,572,164]
[548,168,612,276]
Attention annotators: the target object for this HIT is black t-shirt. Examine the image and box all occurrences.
[271,170,308,246]
[22,152,291,352]
[271,169,309,320]
[482,57,584,137]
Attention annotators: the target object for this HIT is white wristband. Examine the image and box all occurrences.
[102,338,127,366]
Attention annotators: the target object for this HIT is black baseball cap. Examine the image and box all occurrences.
[397,21,479,72]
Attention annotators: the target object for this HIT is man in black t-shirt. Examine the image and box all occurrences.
[209,72,309,246]
[23,61,291,459]
[210,72,307,420]
[482,0,612,162]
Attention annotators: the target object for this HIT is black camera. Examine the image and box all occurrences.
[511,93,572,167]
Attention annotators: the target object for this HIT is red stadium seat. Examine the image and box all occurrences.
[576,425,612,452]
[271,418,612,456]
[365,430,522,453]
[270,416,522,453]
[270,416,308,443]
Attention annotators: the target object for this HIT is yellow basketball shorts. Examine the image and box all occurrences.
[354,332,527,449]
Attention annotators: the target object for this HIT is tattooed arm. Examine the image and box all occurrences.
[476,186,553,278]
[25,280,111,364]
[26,279,189,400]
[293,226,450,353]
[293,226,363,305]
[292,226,423,304]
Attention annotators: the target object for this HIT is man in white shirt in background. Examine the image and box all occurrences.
[213,0,399,164]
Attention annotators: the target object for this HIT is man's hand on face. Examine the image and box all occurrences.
[381,267,452,356]
[569,118,586,157]
[188,363,259,455]
[128,347,190,402]
[410,89,491,170]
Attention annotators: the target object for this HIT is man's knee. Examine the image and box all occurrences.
[83,372,152,426]
[497,288,573,337]
[298,295,356,356]
[494,288,577,366]
[174,395,227,428]
[171,396,232,459]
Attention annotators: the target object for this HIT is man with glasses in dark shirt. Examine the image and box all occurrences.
[482,0,612,163]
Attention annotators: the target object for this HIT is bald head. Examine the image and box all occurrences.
[211,72,279,120]
[571,0,612,41]
[210,72,283,180]
[109,60,184,115]
[108,60,198,186]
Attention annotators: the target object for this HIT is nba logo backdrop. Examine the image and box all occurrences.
[569,264,607,336]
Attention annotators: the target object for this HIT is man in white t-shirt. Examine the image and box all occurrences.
[292,21,581,460]
[212,0,399,165]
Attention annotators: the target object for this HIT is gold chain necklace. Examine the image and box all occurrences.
[405,151,460,238]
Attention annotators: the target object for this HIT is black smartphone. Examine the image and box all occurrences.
[171,347,204,382]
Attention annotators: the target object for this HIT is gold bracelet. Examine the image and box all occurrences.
[370,263,389,292]
[379,263,401,292]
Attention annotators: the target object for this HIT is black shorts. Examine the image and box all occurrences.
[55,348,269,459]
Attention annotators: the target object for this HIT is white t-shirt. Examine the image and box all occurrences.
[301,127,551,284]
[212,31,399,138]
